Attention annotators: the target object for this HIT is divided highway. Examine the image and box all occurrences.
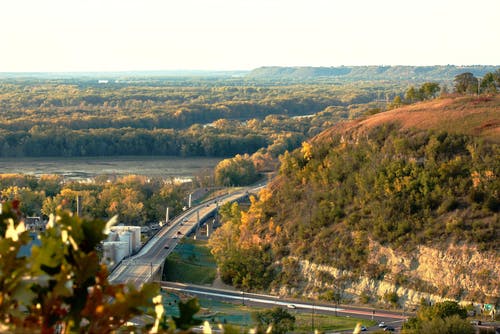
[160,281,408,332]
[108,183,409,331]
[108,186,263,286]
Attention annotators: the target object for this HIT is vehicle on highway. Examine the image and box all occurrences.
[384,326,395,331]
[360,325,367,331]
[287,304,296,309]
[164,245,169,249]
[378,321,386,327]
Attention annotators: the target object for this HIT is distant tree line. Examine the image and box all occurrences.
[0,126,268,157]
[389,82,442,108]
[0,78,407,158]
[387,70,500,110]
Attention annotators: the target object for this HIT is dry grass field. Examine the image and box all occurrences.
[318,94,500,143]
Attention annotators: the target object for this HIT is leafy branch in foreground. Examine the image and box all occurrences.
[0,201,159,333]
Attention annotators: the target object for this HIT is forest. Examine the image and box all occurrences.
[0,72,409,225]
[1,67,498,160]
[0,74,416,158]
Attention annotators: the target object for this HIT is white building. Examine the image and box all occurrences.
[102,226,141,269]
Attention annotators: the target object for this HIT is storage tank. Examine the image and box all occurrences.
[118,231,133,255]
[102,242,116,266]
[115,241,130,263]
[107,231,118,242]
[109,226,142,254]
[129,226,141,252]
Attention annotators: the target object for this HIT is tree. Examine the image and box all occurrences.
[99,185,146,225]
[383,291,399,308]
[402,301,472,334]
[454,72,477,94]
[419,82,440,100]
[480,72,498,94]
[421,300,467,320]
[389,95,403,109]
[440,84,449,97]
[495,69,500,87]
[252,307,295,334]
[405,86,418,103]
[172,299,202,330]
[214,154,259,186]
[422,315,474,334]
[1,186,45,216]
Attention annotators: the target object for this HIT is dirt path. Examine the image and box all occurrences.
[211,269,236,291]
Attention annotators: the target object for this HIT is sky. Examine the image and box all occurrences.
[1,0,499,72]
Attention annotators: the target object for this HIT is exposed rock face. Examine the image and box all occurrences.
[276,241,499,307]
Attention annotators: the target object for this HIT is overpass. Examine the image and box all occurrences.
[108,185,263,286]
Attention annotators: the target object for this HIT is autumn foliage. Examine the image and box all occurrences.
[0,202,159,333]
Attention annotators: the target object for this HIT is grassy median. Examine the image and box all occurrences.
[163,237,217,285]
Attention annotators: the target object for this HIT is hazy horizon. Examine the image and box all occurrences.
[1,65,499,76]
[2,0,499,72]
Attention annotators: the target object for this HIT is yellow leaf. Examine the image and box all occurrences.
[5,218,25,242]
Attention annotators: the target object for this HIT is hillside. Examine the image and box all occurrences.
[316,95,500,143]
[210,95,499,305]
[248,65,500,82]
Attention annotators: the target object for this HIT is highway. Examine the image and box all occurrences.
[108,183,409,331]
[108,187,261,286]
[160,281,408,332]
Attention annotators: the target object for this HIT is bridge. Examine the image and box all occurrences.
[108,185,263,286]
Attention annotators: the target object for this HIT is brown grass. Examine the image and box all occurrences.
[317,95,500,143]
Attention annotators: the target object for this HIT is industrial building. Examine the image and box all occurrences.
[102,226,141,270]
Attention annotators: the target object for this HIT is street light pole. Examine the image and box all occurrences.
[311,301,315,333]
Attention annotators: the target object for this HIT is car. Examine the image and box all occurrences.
[287,304,296,309]
[470,320,482,325]
[164,245,169,249]
[378,322,386,328]
[384,326,395,331]
[360,325,367,331]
